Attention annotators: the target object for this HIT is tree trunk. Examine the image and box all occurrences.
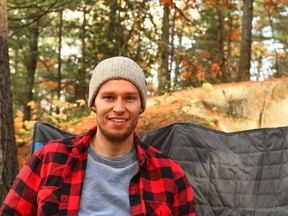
[238,0,254,81]
[216,0,227,82]
[56,10,63,114]
[107,0,118,56]
[226,0,234,80]
[170,10,176,87]
[75,5,88,101]
[0,0,19,203]
[23,21,39,121]
[158,3,170,95]
[174,35,182,87]
[266,7,279,77]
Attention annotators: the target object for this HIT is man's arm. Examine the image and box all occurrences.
[0,153,42,215]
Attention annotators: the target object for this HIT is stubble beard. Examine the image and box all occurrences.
[97,117,139,144]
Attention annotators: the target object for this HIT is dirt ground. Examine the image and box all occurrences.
[17,77,288,168]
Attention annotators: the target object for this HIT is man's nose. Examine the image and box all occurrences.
[113,99,126,113]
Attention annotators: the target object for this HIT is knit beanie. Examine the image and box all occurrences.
[88,56,147,112]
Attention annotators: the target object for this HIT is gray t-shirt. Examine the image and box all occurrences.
[78,143,138,216]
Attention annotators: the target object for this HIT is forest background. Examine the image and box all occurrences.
[0,0,287,202]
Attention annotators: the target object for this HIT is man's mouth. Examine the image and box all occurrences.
[110,118,127,123]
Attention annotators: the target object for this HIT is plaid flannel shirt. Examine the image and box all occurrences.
[1,126,196,215]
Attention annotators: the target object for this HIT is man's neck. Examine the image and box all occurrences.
[92,131,134,158]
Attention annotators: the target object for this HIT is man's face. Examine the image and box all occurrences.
[92,79,143,143]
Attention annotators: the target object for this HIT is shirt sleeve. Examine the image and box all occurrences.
[173,162,196,216]
[0,151,43,215]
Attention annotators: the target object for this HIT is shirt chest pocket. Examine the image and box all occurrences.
[145,200,173,216]
[37,186,60,215]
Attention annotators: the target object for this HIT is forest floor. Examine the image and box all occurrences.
[17,77,288,168]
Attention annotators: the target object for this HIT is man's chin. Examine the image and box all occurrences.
[101,128,132,143]
[106,133,131,144]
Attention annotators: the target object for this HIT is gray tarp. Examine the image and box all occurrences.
[32,122,288,215]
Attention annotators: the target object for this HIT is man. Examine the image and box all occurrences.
[1,56,196,215]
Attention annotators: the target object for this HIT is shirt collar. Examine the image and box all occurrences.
[76,126,149,167]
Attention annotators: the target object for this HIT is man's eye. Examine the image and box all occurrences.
[104,96,114,100]
[126,96,135,101]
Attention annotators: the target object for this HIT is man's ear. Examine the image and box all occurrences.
[91,105,96,112]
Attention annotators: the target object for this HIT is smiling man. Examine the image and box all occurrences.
[1,56,196,215]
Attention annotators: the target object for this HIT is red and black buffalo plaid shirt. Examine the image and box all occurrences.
[1,126,196,215]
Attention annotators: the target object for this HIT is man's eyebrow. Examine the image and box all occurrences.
[99,91,139,95]
[125,91,140,95]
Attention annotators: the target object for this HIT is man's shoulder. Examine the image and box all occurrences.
[139,141,186,178]
[140,141,176,163]
[36,134,87,156]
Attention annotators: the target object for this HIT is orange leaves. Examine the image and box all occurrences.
[264,0,277,8]
[179,58,208,80]
[211,63,220,71]
[42,81,58,89]
[196,68,206,80]
[179,70,206,80]
[201,50,211,59]
[211,63,220,78]
[179,57,223,81]
[181,58,191,67]
[222,0,231,9]
[159,0,174,7]
[229,29,241,42]
[96,53,104,58]
[179,58,195,78]
[179,71,193,78]
[195,64,206,80]
[203,0,231,8]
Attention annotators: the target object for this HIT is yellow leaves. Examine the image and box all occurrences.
[63,102,72,109]
[51,96,86,110]
[52,96,62,108]
[251,44,268,57]
[46,113,68,126]
[175,1,186,10]
[77,99,86,106]
[53,113,68,121]
[276,51,286,59]
[202,82,213,93]
[14,109,24,131]
[27,101,36,109]
[24,120,36,130]
[14,110,35,145]
[14,97,87,146]
[231,47,241,56]
[15,109,24,119]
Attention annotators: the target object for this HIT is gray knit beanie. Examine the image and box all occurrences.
[88,56,147,112]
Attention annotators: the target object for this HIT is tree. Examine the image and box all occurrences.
[23,21,39,121]
[158,2,170,95]
[0,0,19,203]
[238,0,254,81]
[216,0,227,81]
